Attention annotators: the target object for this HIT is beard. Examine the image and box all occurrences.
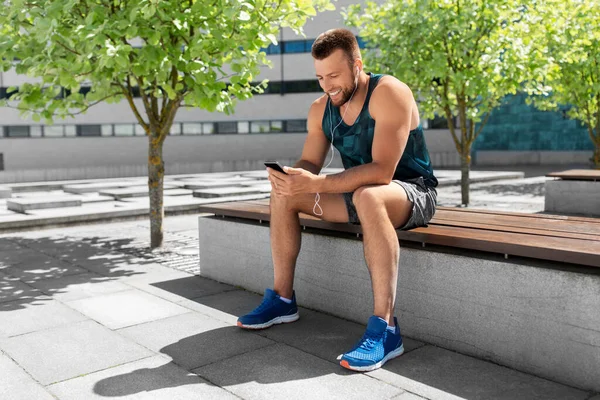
[329,84,355,107]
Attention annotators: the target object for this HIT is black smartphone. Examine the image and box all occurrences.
[264,161,287,174]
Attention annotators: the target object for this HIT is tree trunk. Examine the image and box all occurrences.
[460,152,471,206]
[148,137,165,248]
[594,144,600,169]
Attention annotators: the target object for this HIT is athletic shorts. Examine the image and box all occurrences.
[342,177,437,230]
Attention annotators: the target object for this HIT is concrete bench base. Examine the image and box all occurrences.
[0,186,11,199]
[7,197,82,213]
[545,180,600,216]
[198,216,600,392]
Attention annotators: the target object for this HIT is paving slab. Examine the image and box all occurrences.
[193,186,263,198]
[255,306,426,363]
[1,257,87,284]
[0,299,88,338]
[119,312,274,370]
[392,392,426,400]
[0,186,11,199]
[183,180,258,190]
[7,196,82,213]
[239,182,274,193]
[63,182,132,194]
[28,272,132,302]
[66,289,191,330]
[194,343,402,400]
[99,185,178,199]
[366,345,589,400]
[0,272,48,308]
[47,355,239,400]
[0,320,153,385]
[178,289,263,325]
[133,275,236,304]
[164,188,194,196]
[0,353,55,400]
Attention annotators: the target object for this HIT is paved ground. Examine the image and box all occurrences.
[1,217,598,400]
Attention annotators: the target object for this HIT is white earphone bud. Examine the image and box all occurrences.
[354,67,359,86]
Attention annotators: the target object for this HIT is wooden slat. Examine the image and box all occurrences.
[547,169,600,181]
[438,206,600,224]
[433,209,600,236]
[197,201,600,267]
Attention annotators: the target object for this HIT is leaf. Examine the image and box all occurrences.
[238,11,251,21]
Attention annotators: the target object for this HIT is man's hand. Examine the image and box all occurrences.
[267,166,323,196]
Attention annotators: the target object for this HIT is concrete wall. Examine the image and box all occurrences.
[198,216,600,392]
[0,129,456,183]
[545,180,600,216]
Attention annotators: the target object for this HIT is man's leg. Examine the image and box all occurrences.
[270,190,350,299]
[237,190,349,329]
[352,183,412,325]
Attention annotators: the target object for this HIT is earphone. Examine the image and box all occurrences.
[313,66,361,216]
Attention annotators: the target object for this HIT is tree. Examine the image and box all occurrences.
[345,0,542,205]
[526,0,600,168]
[0,0,333,247]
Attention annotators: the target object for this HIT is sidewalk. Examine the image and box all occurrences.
[1,216,597,400]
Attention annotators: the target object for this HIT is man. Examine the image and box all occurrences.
[237,28,438,372]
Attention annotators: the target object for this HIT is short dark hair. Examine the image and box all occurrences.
[311,29,360,68]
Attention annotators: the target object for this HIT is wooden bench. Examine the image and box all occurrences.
[545,169,600,216]
[197,198,600,268]
[196,199,600,392]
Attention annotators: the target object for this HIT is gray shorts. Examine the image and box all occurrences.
[342,177,437,230]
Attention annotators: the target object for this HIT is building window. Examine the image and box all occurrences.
[114,124,134,136]
[135,125,147,136]
[65,125,77,137]
[5,126,30,137]
[182,123,202,135]
[44,125,64,137]
[251,121,270,133]
[216,121,237,134]
[30,126,43,137]
[238,121,250,134]
[77,125,102,137]
[286,119,307,132]
[428,115,458,130]
[284,80,320,94]
[203,122,215,134]
[283,40,308,54]
[170,123,182,135]
[270,121,283,133]
[263,43,281,55]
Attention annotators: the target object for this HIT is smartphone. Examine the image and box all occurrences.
[264,161,287,174]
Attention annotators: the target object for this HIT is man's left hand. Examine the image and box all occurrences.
[268,167,322,196]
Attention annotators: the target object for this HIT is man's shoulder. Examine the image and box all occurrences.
[308,94,329,119]
[373,75,413,97]
[369,75,414,117]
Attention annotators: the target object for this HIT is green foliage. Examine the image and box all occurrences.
[0,0,333,137]
[525,0,600,165]
[345,0,541,152]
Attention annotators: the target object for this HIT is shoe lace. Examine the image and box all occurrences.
[355,329,384,351]
[253,297,273,313]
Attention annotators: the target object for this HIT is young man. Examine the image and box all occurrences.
[237,28,438,372]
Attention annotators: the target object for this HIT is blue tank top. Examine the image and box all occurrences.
[322,73,438,188]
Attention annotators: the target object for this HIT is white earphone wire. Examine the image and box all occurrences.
[313,68,361,216]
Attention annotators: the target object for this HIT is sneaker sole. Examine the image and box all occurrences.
[236,312,300,330]
[339,344,405,372]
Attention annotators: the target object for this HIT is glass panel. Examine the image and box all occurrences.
[286,119,307,132]
[64,125,76,137]
[182,123,203,135]
[114,124,134,136]
[101,124,113,136]
[237,121,249,134]
[216,121,237,134]
[78,125,103,137]
[135,124,147,136]
[170,123,182,135]
[6,126,30,137]
[30,126,43,137]
[44,125,64,137]
[270,121,283,132]
[250,121,270,133]
[202,122,214,134]
[283,41,306,54]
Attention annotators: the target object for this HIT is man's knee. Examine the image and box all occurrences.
[270,191,300,213]
[352,185,384,216]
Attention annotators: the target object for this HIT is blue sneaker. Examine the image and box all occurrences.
[237,288,299,329]
[339,315,404,371]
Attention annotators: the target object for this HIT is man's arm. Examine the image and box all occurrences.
[311,78,414,193]
[292,97,330,175]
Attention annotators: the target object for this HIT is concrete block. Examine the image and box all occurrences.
[66,289,191,329]
[0,320,152,385]
[139,275,236,304]
[0,186,11,198]
[99,185,177,199]
[164,188,194,196]
[198,216,600,392]
[0,353,55,400]
[6,197,82,212]
[118,312,273,370]
[545,180,600,216]
[183,180,257,190]
[193,186,263,198]
[47,355,239,400]
[368,346,589,400]
[63,182,126,194]
[0,299,88,338]
[193,343,402,400]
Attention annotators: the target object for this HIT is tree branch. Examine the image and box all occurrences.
[122,79,149,134]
